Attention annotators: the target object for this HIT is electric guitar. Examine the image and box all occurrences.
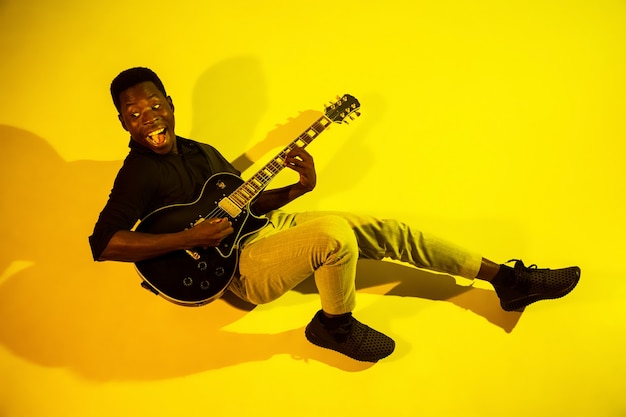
[134,95,361,306]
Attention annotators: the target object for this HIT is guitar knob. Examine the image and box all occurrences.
[183,277,193,287]
[215,267,225,277]
[198,261,207,271]
[200,280,210,290]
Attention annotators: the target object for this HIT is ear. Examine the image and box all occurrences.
[118,113,129,131]
[167,96,175,112]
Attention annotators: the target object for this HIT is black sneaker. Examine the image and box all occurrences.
[305,310,395,362]
[495,259,581,311]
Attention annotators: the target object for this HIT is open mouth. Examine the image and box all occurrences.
[146,127,167,146]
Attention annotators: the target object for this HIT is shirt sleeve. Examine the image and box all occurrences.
[88,155,156,261]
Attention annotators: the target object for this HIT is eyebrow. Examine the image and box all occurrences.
[123,93,161,109]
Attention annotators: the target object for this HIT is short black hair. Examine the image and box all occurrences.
[110,67,168,112]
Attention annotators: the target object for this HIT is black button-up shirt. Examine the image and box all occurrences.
[88,136,239,260]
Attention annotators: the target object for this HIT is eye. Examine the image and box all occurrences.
[152,103,161,110]
[130,112,140,118]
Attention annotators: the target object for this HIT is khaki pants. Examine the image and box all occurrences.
[228,211,482,315]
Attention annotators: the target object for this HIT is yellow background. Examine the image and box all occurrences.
[1,0,625,416]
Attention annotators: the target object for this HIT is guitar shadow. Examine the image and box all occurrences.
[294,259,522,333]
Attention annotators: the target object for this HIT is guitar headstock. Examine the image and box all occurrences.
[324,94,361,124]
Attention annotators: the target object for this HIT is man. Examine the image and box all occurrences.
[89,67,580,362]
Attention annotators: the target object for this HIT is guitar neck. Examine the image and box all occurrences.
[228,115,333,208]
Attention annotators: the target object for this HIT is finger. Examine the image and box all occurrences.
[221,225,234,238]
[285,154,303,165]
[218,219,233,231]
[286,161,306,174]
[287,147,312,160]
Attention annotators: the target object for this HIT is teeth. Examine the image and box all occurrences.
[148,127,165,137]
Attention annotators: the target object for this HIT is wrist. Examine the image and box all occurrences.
[289,183,310,199]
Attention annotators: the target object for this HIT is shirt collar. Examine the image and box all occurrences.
[128,136,195,155]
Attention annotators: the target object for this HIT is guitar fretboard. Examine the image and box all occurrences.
[228,115,332,208]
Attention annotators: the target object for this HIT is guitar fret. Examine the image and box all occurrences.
[241,188,253,199]
[268,161,281,171]
[233,193,246,205]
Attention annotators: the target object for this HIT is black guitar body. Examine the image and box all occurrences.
[135,172,268,306]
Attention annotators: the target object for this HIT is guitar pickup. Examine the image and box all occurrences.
[218,197,242,217]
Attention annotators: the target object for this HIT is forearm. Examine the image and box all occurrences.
[252,184,309,215]
[98,229,196,262]
[98,216,234,262]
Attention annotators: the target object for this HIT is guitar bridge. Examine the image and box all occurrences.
[218,197,242,217]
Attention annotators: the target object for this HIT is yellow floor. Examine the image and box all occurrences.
[1,1,625,416]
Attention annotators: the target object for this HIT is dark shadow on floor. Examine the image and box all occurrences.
[0,59,519,383]
[294,259,522,333]
[0,117,382,383]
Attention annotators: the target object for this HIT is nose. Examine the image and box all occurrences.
[141,109,158,125]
